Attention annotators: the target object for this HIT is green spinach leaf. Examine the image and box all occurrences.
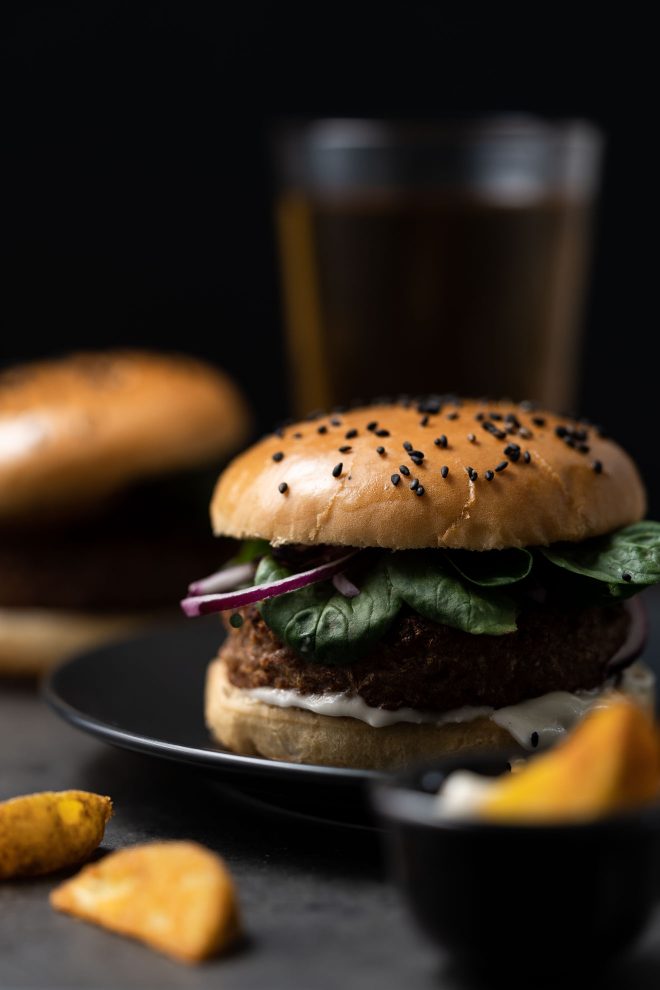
[541,522,660,587]
[388,552,519,635]
[230,539,271,565]
[256,556,402,664]
[446,547,533,587]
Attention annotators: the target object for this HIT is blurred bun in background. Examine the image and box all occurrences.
[0,351,251,675]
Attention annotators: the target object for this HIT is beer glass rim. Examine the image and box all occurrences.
[272,115,603,198]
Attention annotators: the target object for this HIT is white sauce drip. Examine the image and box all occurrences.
[246,663,653,750]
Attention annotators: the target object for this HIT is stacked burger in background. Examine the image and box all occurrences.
[0,351,250,675]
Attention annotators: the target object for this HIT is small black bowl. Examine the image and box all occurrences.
[372,752,660,967]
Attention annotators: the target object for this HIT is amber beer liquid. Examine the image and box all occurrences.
[273,120,602,417]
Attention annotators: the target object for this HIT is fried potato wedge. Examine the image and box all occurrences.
[0,790,112,880]
[481,699,660,823]
[50,841,241,964]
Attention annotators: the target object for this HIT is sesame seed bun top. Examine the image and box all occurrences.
[0,351,251,522]
[210,398,646,550]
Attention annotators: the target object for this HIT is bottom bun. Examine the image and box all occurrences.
[205,658,656,771]
[206,659,519,770]
[0,607,165,677]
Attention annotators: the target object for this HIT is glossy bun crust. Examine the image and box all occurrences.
[0,351,250,520]
[211,399,645,550]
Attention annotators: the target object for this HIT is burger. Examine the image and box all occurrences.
[0,350,250,675]
[181,397,658,769]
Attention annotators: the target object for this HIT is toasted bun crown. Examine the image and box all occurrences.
[0,351,250,520]
[211,399,646,550]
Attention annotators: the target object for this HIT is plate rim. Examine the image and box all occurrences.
[42,635,382,785]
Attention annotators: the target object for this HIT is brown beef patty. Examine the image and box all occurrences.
[221,603,630,712]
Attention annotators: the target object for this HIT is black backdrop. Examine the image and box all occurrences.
[2,4,657,507]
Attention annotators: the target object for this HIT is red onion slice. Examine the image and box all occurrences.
[332,572,360,598]
[607,596,648,672]
[181,551,358,617]
[188,562,257,596]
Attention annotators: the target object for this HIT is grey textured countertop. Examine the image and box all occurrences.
[3,596,660,989]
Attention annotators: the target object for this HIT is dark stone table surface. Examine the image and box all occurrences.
[3,593,660,989]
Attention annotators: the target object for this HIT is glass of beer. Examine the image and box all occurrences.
[272,118,602,415]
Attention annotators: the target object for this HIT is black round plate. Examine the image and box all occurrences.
[43,619,381,788]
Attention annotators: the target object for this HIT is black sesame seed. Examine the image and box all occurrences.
[339,445,352,453]
[623,571,633,582]
[532,416,546,427]
[573,429,588,442]
[293,432,303,439]
[489,412,503,421]
[332,462,343,478]
[229,613,244,628]
[495,461,508,472]
[410,478,420,491]
[410,455,424,466]
[504,443,520,454]
[345,428,358,439]
[317,425,328,434]
[475,412,485,421]
[399,465,411,477]
[555,425,568,438]
[518,427,532,439]
[467,433,476,443]
[410,450,425,459]
[447,411,459,420]
[434,435,448,448]
[391,473,401,486]
[272,451,284,462]
[278,482,288,494]
[509,449,521,462]
[420,415,429,427]
[415,485,425,496]
[563,435,577,448]
[366,421,378,431]
[592,459,603,474]
[441,465,449,478]
[530,731,539,749]
[505,413,520,427]
[577,443,590,454]
[523,450,531,464]
[376,445,386,455]
[485,470,494,480]
[483,421,507,439]
[330,417,342,426]
[403,441,413,451]
[375,428,390,437]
